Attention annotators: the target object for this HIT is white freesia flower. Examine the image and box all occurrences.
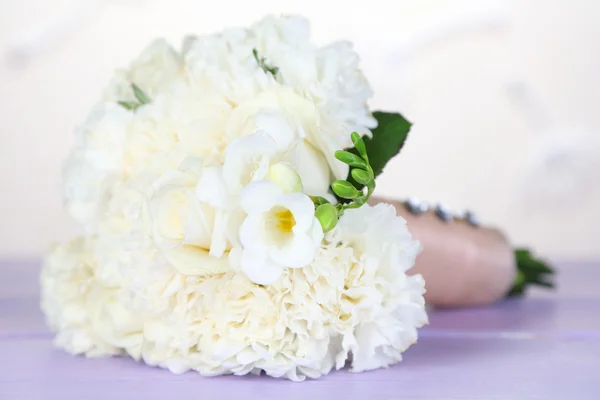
[223,131,279,193]
[237,180,323,284]
[197,130,304,207]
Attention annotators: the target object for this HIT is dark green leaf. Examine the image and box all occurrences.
[507,248,556,297]
[352,111,412,178]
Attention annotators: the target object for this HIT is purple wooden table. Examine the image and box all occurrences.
[1,260,598,399]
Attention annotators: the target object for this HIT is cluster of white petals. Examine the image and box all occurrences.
[41,14,427,381]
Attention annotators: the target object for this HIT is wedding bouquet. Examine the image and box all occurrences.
[41,15,428,381]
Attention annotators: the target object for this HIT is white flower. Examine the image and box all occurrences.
[237,180,324,284]
[197,130,304,207]
[103,38,183,102]
[62,102,132,231]
[334,203,428,372]
[146,157,231,276]
[41,14,425,382]
[223,131,279,193]
[221,90,332,196]
[41,238,139,357]
[41,204,426,382]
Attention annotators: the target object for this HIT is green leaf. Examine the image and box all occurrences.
[118,101,139,111]
[335,150,367,169]
[252,48,278,77]
[507,248,556,297]
[131,83,151,105]
[331,180,360,199]
[351,169,371,186]
[350,111,412,179]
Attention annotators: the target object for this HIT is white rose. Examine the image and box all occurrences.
[236,180,324,285]
[146,157,231,276]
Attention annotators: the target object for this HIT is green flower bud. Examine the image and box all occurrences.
[334,151,367,169]
[331,180,360,199]
[351,132,368,159]
[315,203,338,232]
[310,196,330,206]
[351,169,372,186]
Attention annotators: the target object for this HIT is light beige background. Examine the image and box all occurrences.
[1,0,599,259]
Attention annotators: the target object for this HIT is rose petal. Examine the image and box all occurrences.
[164,245,229,276]
[196,166,229,208]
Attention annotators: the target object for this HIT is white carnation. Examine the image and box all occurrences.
[334,204,428,372]
[42,201,426,380]
[40,237,141,358]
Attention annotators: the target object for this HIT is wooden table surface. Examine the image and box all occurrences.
[1,260,598,399]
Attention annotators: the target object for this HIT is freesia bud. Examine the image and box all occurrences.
[266,163,304,193]
[315,203,338,232]
[331,180,360,199]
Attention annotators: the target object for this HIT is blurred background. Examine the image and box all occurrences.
[0,0,598,260]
